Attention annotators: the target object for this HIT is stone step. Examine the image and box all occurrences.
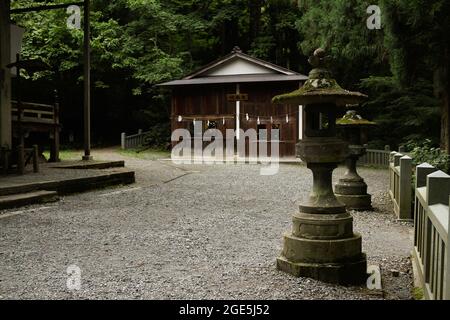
[0,171,135,197]
[0,190,59,210]
[49,160,125,170]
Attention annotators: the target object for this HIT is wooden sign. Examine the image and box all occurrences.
[226,93,248,101]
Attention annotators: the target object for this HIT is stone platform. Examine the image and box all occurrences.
[0,160,135,209]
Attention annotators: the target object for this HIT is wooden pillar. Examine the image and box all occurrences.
[32,144,39,173]
[50,92,60,162]
[298,105,304,140]
[82,0,92,160]
[235,83,240,140]
[0,0,12,148]
[17,143,24,175]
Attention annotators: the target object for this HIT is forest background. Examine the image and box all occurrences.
[10,0,450,156]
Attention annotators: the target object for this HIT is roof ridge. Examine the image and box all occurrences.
[157,74,308,87]
[183,49,300,80]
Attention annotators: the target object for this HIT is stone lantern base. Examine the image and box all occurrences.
[335,181,372,211]
[334,145,372,211]
[276,211,367,285]
[276,254,367,285]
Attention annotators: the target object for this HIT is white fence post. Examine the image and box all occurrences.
[416,163,437,189]
[412,163,450,300]
[121,132,125,149]
[426,171,450,206]
[426,171,450,299]
[389,152,413,220]
[446,195,450,300]
[399,155,412,220]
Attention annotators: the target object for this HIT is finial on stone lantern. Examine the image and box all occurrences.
[308,48,329,68]
[272,48,367,106]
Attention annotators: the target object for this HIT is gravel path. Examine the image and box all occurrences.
[0,152,414,300]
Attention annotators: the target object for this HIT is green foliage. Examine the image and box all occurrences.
[360,76,440,148]
[9,0,450,151]
[142,122,171,149]
[380,0,450,88]
[297,0,388,87]
[406,139,450,173]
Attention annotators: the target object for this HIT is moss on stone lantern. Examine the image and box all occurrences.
[272,48,368,285]
[335,110,376,210]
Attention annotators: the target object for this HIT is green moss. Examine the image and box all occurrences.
[43,150,82,161]
[412,287,424,300]
[336,110,376,126]
[272,77,367,105]
[336,118,376,125]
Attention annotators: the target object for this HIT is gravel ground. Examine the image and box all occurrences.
[0,152,414,300]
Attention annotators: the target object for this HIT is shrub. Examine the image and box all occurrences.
[142,123,171,150]
[405,139,450,173]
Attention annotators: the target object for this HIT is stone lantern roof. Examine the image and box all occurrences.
[336,110,376,126]
[272,48,367,105]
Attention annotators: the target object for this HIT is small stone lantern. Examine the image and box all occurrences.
[335,110,376,210]
[272,48,368,284]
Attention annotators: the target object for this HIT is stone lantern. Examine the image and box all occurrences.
[272,48,368,284]
[335,110,376,210]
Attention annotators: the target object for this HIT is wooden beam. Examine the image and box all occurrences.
[0,0,12,148]
[10,2,84,14]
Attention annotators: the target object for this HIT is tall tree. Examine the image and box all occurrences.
[380,0,450,152]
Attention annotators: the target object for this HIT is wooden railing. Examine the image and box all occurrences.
[11,101,58,125]
[413,163,450,300]
[9,100,60,166]
[121,129,150,149]
[389,151,413,220]
[358,147,391,167]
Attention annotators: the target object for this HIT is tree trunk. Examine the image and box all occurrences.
[0,0,12,148]
[438,46,450,153]
[248,0,262,45]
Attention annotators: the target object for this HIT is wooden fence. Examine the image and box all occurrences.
[413,163,450,300]
[121,129,149,149]
[388,151,413,220]
[358,147,391,167]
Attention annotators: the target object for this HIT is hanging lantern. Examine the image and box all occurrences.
[223,117,225,125]
[193,118,196,125]
[246,113,249,121]
[257,117,260,125]
[178,115,182,122]
[286,114,289,123]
